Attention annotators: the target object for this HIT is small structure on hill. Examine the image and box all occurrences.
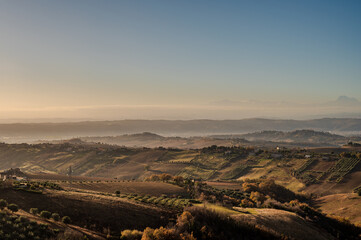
[271,153,283,159]
[67,166,73,176]
[0,168,28,181]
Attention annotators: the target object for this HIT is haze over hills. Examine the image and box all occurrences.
[2,1,361,239]
[213,130,360,145]
[72,130,360,149]
[1,118,361,143]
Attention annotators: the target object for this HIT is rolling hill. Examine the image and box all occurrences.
[1,118,361,143]
[1,142,360,196]
[38,130,360,149]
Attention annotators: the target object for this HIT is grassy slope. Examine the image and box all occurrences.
[315,193,361,225]
[192,203,335,240]
[233,208,335,240]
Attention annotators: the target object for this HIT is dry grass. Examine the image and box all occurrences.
[315,193,361,225]
[233,208,334,240]
[193,203,240,215]
[58,180,188,197]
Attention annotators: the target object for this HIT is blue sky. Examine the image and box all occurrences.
[0,0,360,119]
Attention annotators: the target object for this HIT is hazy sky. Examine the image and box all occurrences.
[1,1,361,120]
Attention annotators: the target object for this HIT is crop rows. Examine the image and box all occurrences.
[117,193,191,209]
[66,187,191,210]
[324,158,360,182]
[294,159,315,176]
[298,171,318,185]
[222,165,250,180]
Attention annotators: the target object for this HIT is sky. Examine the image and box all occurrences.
[1,0,361,121]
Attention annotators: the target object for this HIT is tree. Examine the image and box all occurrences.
[149,175,160,181]
[358,188,361,196]
[40,210,52,219]
[173,176,184,184]
[240,199,254,208]
[51,213,60,221]
[120,229,143,240]
[159,173,172,182]
[115,190,121,195]
[250,191,266,203]
[242,182,257,193]
[0,199,8,209]
[142,227,177,240]
[7,203,19,212]
[30,208,39,215]
[340,152,351,158]
[62,216,71,224]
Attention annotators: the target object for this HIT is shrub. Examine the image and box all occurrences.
[358,188,361,196]
[40,210,52,219]
[250,191,266,204]
[142,227,177,240]
[149,175,160,181]
[51,213,60,221]
[7,203,19,212]
[120,229,143,240]
[30,208,39,215]
[173,176,184,183]
[19,216,28,223]
[115,190,121,194]
[0,199,8,209]
[62,216,71,224]
[159,173,173,182]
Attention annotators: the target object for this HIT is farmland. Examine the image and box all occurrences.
[0,141,361,239]
[0,142,361,195]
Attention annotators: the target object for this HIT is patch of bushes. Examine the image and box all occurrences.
[120,229,143,240]
[0,210,56,239]
[140,207,277,240]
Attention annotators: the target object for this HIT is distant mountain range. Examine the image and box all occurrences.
[1,118,361,143]
[328,96,360,106]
